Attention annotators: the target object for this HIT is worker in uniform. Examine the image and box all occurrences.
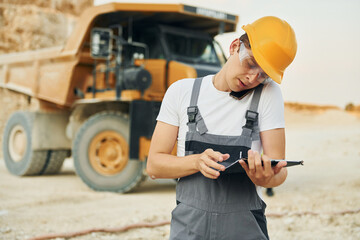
[147,16,297,239]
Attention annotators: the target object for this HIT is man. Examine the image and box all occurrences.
[147,16,297,239]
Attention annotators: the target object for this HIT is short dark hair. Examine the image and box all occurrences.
[239,33,251,49]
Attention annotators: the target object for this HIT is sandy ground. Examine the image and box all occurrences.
[0,108,360,240]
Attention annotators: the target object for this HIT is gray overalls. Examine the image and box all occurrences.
[170,77,269,240]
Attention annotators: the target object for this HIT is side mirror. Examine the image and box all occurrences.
[90,28,113,59]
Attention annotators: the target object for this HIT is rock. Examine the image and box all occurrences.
[0,209,9,216]
[0,227,12,234]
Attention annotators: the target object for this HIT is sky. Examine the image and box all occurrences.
[95,0,360,107]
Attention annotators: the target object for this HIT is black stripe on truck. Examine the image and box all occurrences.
[183,5,237,22]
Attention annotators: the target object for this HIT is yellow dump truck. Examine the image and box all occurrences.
[0,3,238,192]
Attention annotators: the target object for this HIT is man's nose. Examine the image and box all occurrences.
[247,73,258,84]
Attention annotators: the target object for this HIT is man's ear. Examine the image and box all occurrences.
[229,38,240,55]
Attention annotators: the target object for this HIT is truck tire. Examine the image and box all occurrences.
[2,111,48,175]
[72,111,146,193]
[39,150,71,175]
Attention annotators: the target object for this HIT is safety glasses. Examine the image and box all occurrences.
[238,42,270,83]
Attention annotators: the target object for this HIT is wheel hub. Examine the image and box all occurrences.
[8,125,27,162]
[89,131,129,176]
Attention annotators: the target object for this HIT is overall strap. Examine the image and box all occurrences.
[242,84,264,139]
[189,77,203,107]
[187,78,208,134]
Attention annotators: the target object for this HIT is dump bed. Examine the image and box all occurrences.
[0,3,238,107]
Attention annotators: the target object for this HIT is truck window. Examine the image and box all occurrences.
[134,29,165,59]
[213,41,227,66]
[165,33,220,65]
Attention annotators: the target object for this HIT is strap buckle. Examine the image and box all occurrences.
[245,110,258,122]
[187,106,198,123]
[244,110,258,128]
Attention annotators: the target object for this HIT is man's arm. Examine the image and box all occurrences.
[260,128,287,187]
[146,121,229,179]
[239,128,287,188]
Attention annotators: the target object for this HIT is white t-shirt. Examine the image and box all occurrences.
[156,74,285,198]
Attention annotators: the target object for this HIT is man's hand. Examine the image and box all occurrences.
[239,150,287,187]
[196,149,229,179]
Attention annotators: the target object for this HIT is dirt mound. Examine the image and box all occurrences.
[0,0,92,54]
[284,102,339,113]
[0,0,93,16]
[284,104,360,128]
[345,103,360,116]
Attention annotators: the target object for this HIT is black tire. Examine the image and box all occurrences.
[39,150,71,175]
[2,111,48,175]
[72,111,146,193]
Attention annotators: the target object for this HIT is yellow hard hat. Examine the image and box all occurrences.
[242,16,297,84]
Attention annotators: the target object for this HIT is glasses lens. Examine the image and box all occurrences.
[256,72,269,83]
[239,42,270,83]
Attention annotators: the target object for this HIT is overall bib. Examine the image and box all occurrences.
[170,78,269,240]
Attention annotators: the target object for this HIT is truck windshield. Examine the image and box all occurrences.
[165,33,222,65]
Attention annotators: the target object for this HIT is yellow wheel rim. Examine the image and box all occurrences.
[88,130,129,176]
